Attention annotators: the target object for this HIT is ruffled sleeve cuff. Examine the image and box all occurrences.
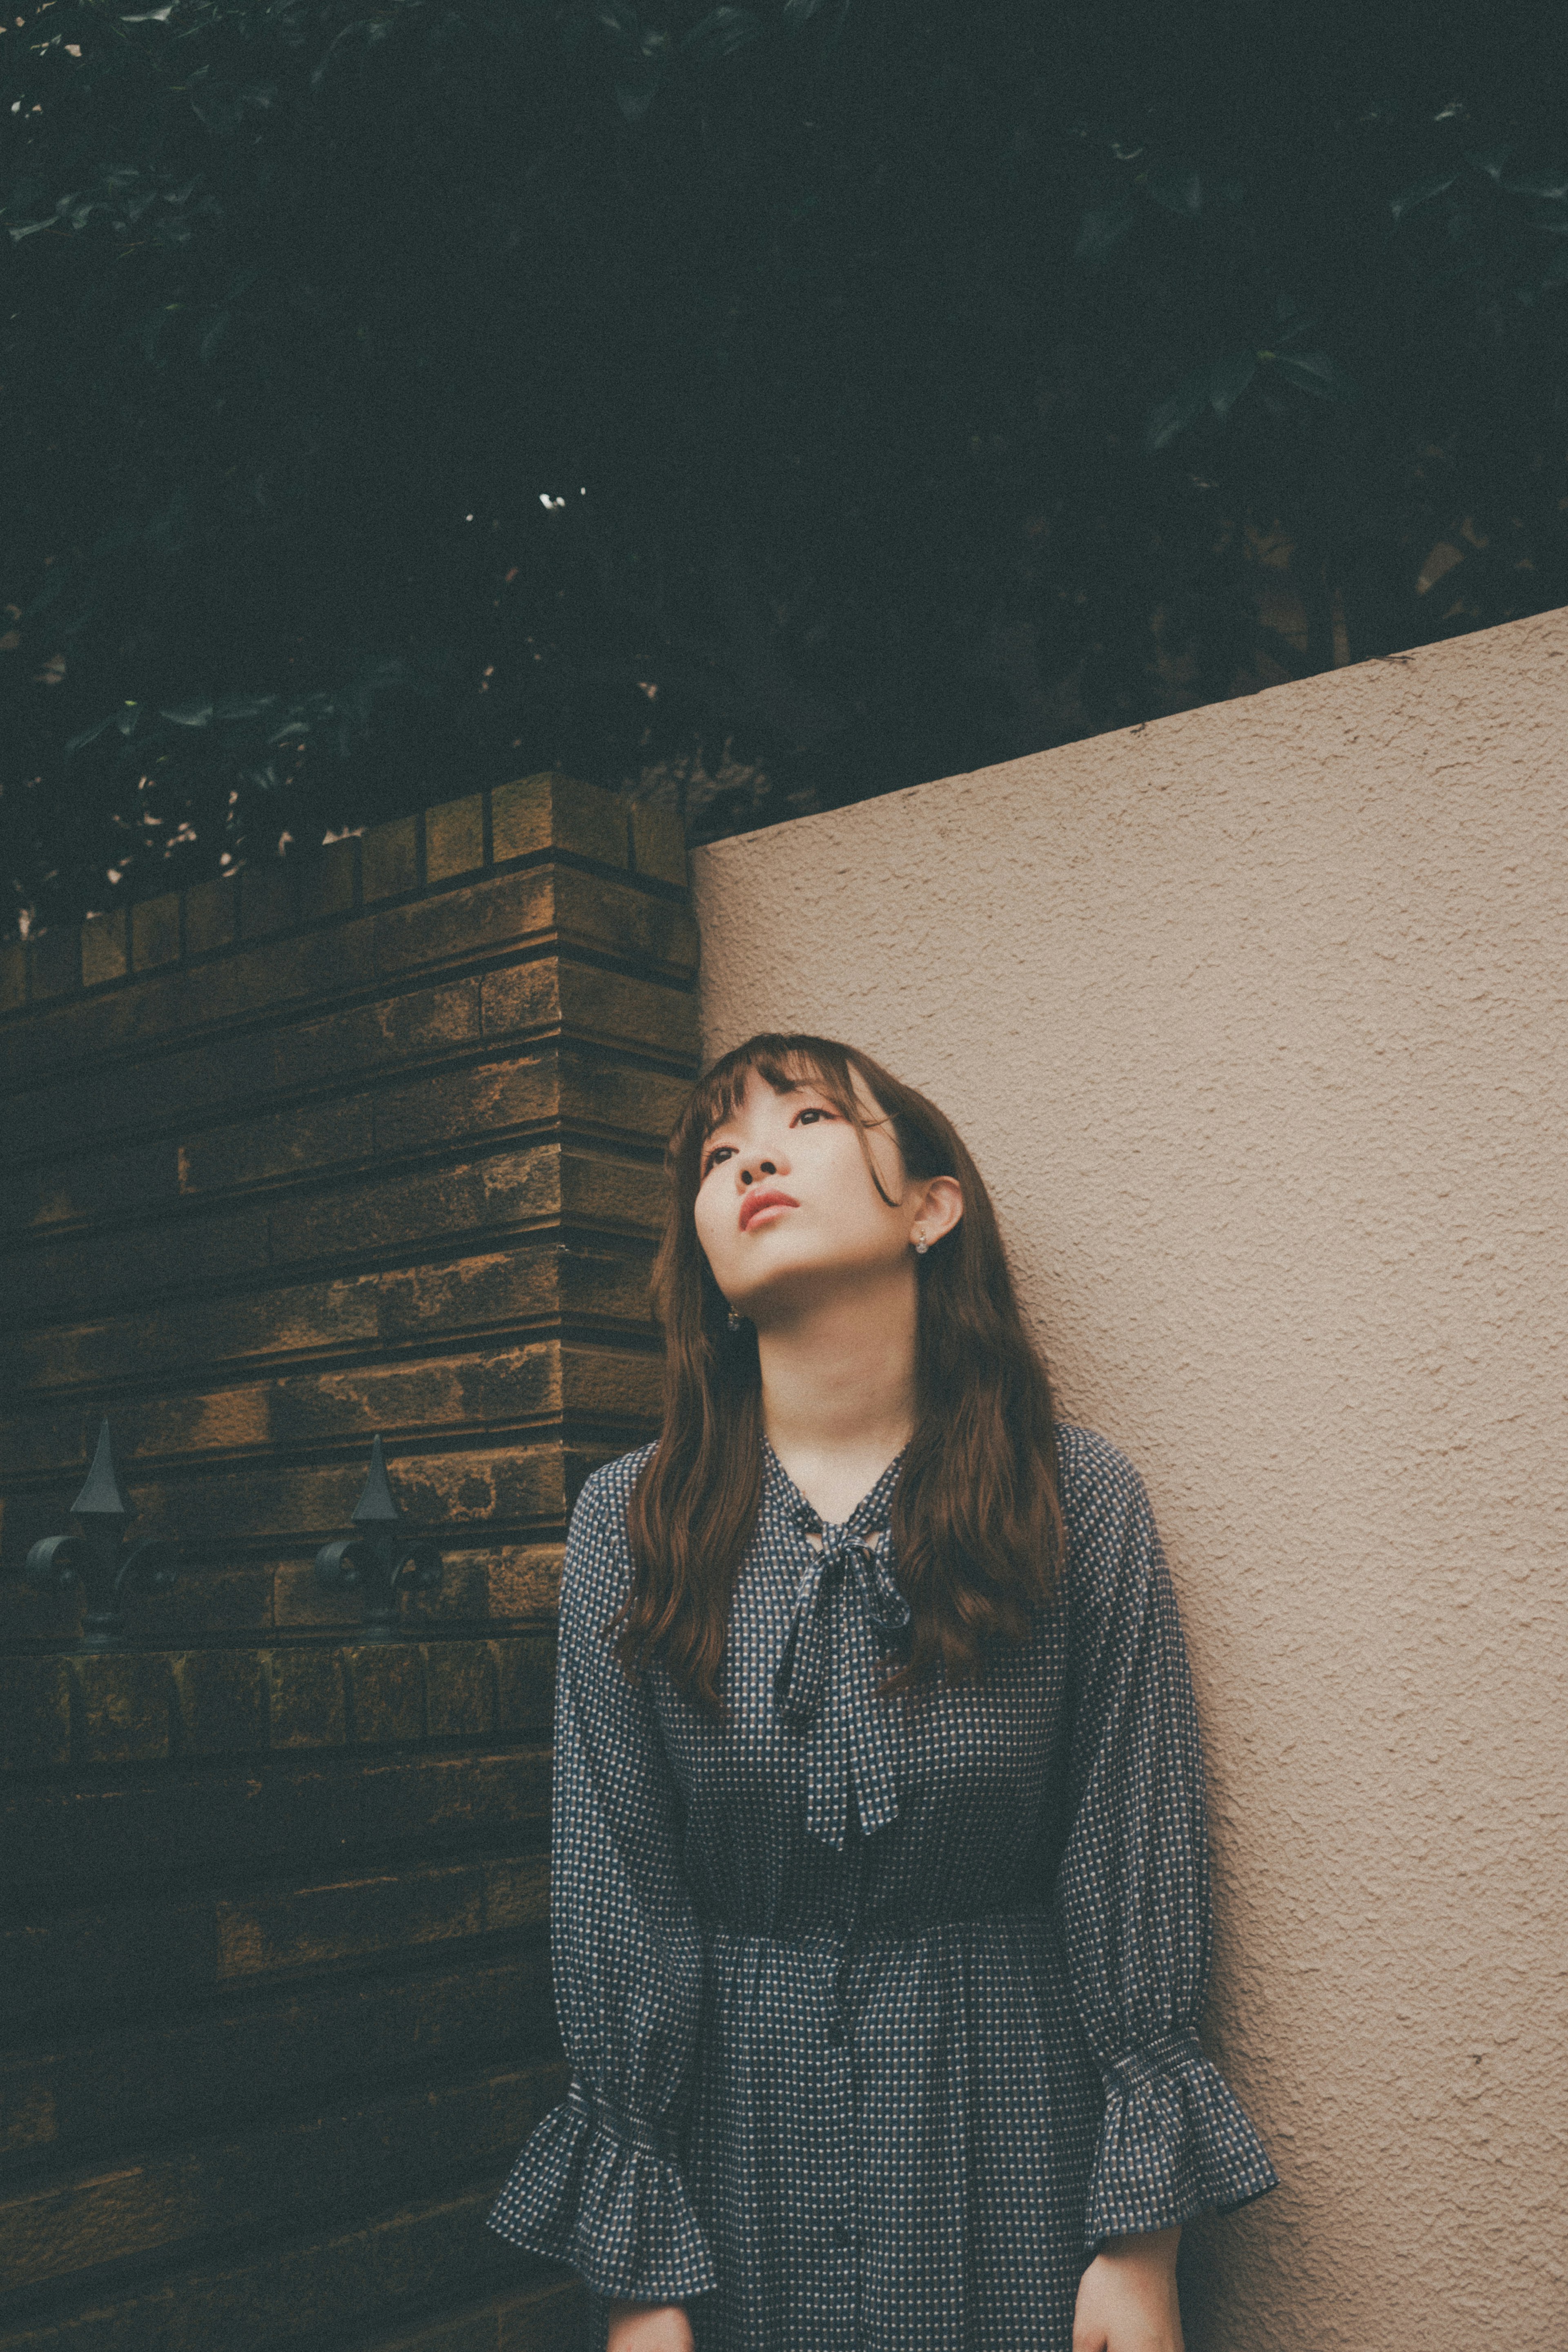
[486,2074,718,2303]
[1082,2028,1280,2249]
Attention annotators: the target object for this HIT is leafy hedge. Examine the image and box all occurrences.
[3,0,1565,932]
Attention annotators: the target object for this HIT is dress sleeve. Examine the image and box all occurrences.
[1050,1433,1280,2251]
[486,1466,718,2304]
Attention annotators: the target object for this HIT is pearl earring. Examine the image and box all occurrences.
[913,1233,929,1256]
[727,1306,743,1331]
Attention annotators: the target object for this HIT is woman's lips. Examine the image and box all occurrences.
[739,1190,798,1232]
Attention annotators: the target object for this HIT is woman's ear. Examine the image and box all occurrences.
[915,1175,964,1244]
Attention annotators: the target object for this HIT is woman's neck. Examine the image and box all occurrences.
[755,1265,918,1525]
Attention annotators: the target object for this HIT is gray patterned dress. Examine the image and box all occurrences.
[486,1423,1278,2349]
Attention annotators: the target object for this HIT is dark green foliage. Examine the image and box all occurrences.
[2,0,1565,934]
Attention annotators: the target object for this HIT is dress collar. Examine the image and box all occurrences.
[762,1433,906,1545]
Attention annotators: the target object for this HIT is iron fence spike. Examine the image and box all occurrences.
[351,1432,402,1525]
[29,1419,177,1648]
[321,1434,442,1636]
[71,1418,131,1522]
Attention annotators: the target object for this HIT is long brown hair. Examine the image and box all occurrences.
[611,1033,1066,1720]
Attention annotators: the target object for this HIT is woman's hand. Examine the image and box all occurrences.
[606,2299,693,2352]
[1072,2224,1184,2352]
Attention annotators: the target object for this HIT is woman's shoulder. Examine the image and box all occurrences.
[1051,1422,1161,1578]
[1052,1420,1149,1509]
[559,1443,657,1623]
[573,1439,659,1526]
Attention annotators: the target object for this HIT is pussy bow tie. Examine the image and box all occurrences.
[773,1496,912,1851]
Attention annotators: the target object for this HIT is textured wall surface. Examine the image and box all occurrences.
[692,612,1568,2352]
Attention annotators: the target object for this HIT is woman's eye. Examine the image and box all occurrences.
[702,1108,831,1174]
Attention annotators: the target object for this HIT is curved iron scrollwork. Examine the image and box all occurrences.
[25,1420,178,1650]
[315,1434,443,1641]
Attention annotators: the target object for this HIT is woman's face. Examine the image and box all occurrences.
[693,1063,958,1322]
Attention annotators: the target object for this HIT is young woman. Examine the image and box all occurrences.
[487,1033,1278,2351]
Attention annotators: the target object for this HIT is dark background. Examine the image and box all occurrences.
[4,0,1565,938]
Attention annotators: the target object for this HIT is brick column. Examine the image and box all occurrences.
[0,775,696,2352]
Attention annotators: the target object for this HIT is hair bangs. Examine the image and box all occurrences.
[670,1034,892,1179]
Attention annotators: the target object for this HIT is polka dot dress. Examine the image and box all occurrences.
[486,1425,1278,2349]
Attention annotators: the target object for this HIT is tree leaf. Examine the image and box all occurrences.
[1147,165,1202,217]
[65,711,120,756]
[1502,166,1568,200]
[1390,172,1456,221]
[158,700,214,727]
[1144,368,1210,451]
[1209,348,1257,419]
[782,0,824,25]
[1074,197,1135,264]
[593,0,645,45]
[1269,348,1358,401]
[680,9,763,65]
[1465,144,1512,182]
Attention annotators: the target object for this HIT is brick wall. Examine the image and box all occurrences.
[0,774,697,2352]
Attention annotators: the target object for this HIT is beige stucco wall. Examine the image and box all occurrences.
[691,610,1568,2351]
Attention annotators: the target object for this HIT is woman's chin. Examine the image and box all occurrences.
[737,1251,915,1326]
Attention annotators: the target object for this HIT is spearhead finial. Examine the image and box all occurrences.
[351,1433,402,1526]
[27,1419,176,1648]
[71,1419,131,1522]
[318,1434,441,1639]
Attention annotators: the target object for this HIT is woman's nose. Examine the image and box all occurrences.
[739,1157,778,1185]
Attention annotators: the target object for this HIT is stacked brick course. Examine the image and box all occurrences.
[0,775,696,2352]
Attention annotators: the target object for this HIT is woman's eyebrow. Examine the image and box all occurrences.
[702,1077,829,1137]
